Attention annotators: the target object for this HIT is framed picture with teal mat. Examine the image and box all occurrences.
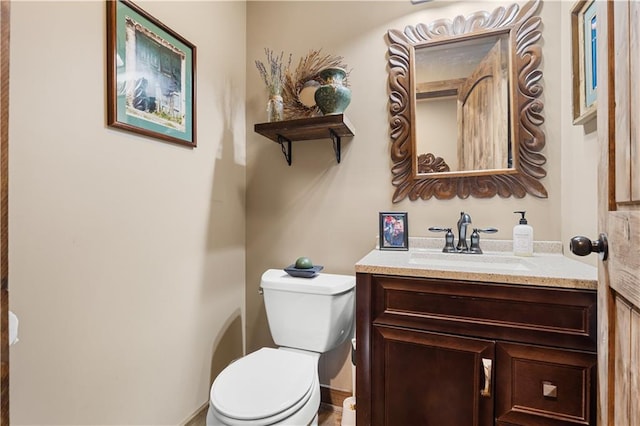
[107,0,196,147]
[571,0,597,125]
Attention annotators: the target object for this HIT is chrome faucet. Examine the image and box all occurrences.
[456,211,472,252]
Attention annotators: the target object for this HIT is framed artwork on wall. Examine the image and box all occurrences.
[571,0,597,125]
[106,0,197,147]
[379,212,409,251]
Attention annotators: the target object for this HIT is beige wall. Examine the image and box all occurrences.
[559,0,599,265]
[6,0,600,423]
[9,1,246,424]
[246,0,599,393]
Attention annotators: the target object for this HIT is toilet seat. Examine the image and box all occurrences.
[210,348,317,425]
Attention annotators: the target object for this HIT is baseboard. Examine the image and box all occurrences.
[320,385,351,407]
[181,402,208,426]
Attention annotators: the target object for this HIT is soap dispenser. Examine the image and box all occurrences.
[513,211,533,256]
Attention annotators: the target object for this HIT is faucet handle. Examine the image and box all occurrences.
[428,227,456,253]
[469,228,498,254]
[476,227,498,234]
[428,227,449,232]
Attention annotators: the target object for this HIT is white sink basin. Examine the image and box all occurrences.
[409,250,535,272]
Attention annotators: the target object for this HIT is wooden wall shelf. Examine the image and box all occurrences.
[254,114,355,165]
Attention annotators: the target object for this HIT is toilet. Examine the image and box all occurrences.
[206,269,355,426]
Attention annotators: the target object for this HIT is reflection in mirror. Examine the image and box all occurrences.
[387,0,547,201]
[415,33,510,173]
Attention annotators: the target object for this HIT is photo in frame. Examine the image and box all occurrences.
[379,212,409,251]
[571,0,597,125]
[107,0,196,147]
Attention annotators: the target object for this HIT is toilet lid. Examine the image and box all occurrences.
[211,348,316,421]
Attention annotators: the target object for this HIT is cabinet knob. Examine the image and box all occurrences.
[542,381,557,399]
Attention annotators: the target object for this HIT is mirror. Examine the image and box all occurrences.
[387,0,547,201]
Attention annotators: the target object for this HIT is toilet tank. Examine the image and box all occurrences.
[260,269,355,353]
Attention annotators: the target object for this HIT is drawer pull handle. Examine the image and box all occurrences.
[480,358,492,397]
[543,381,557,399]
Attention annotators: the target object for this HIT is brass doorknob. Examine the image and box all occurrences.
[569,233,608,260]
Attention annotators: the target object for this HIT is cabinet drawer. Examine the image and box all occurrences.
[496,342,596,425]
[372,275,597,351]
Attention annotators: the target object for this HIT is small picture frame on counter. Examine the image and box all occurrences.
[379,212,409,251]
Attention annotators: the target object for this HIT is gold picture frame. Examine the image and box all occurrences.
[571,0,597,125]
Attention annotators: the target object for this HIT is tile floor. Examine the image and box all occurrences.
[318,403,342,426]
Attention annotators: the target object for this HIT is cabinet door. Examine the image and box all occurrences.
[372,325,495,426]
[496,342,597,425]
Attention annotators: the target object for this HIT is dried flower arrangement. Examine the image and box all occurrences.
[282,49,350,119]
[255,48,292,96]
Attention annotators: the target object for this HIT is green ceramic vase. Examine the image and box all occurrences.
[314,67,351,115]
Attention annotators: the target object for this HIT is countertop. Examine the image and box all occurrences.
[355,238,598,290]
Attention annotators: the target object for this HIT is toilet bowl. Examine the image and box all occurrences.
[207,348,321,426]
[207,269,355,426]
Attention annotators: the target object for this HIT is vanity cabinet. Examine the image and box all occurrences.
[356,273,597,426]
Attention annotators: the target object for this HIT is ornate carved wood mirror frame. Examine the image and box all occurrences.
[387,0,547,202]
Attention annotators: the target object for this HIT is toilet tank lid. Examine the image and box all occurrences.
[261,269,355,295]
